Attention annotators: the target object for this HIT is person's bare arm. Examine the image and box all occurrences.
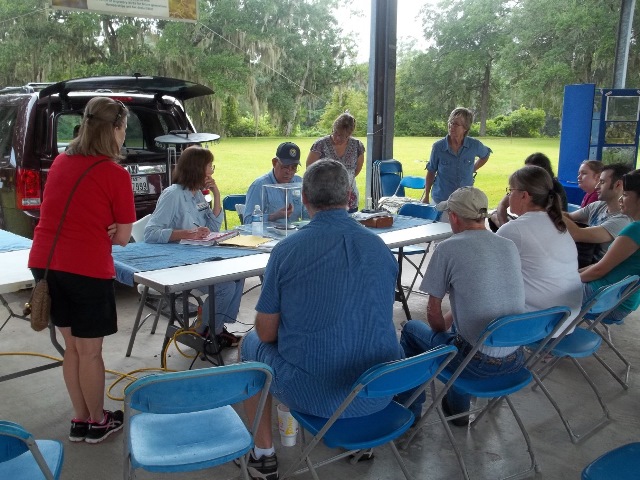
[111,223,133,246]
[306,151,321,167]
[255,312,280,343]
[168,226,210,242]
[580,236,638,282]
[206,177,222,216]
[564,215,614,243]
[495,194,510,225]
[424,170,436,204]
[354,152,364,177]
[563,211,581,222]
[474,155,489,172]
[426,295,451,332]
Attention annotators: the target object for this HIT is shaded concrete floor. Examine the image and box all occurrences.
[1,251,639,479]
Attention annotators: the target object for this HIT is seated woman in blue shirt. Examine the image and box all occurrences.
[580,169,640,320]
[144,146,243,348]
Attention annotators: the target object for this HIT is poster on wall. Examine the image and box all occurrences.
[50,0,198,22]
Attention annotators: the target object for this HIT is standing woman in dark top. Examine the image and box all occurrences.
[306,112,365,213]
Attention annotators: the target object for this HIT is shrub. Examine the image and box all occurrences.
[228,114,278,137]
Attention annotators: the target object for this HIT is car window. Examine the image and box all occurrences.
[126,113,144,148]
[0,106,17,163]
[56,113,83,153]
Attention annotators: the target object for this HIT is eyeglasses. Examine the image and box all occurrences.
[506,187,522,195]
[278,162,298,172]
[113,100,126,126]
[448,121,466,128]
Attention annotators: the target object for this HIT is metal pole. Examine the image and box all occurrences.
[612,0,636,88]
[365,0,398,199]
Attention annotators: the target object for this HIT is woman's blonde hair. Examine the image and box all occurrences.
[66,97,127,160]
[332,112,356,135]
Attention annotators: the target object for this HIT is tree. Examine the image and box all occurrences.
[499,0,622,116]
[317,88,367,137]
[421,0,512,134]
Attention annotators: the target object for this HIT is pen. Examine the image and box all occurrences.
[193,222,200,228]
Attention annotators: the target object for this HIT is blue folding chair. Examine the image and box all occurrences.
[123,362,272,480]
[394,203,441,300]
[582,442,640,479]
[223,194,247,229]
[583,278,640,390]
[223,193,264,296]
[372,160,404,207]
[403,306,571,480]
[393,176,426,200]
[0,421,64,480]
[529,275,640,444]
[279,345,458,480]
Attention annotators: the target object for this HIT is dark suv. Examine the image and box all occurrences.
[0,75,214,237]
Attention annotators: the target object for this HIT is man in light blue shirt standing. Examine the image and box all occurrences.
[243,142,306,224]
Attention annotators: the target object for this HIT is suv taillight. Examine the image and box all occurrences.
[16,168,42,210]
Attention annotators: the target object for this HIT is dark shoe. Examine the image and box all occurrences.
[236,452,279,480]
[219,327,241,347]
[441,397,469,427]
[85,410,124,444]
[69,418,89,442]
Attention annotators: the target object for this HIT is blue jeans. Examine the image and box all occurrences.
[201,279,245,334]
[398,320,525,416]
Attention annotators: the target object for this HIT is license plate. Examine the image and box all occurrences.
[132,175,150,195]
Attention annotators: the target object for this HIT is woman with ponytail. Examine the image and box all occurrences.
[497,165,582,334]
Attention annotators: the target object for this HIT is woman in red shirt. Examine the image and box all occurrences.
[29,97,136,444]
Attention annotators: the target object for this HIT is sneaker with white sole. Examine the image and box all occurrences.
[69,418,89,442]
[85,410,124,444]
[236,452,279,480]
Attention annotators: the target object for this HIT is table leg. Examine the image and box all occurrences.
[0,293,64,383]
[395,247,412,320]
[125,286,149,357]
[160,287,224,368]
[205,284,224,366]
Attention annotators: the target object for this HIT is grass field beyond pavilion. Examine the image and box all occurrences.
[209,136,562,227]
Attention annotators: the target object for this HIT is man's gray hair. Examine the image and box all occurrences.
[303,159,349,209]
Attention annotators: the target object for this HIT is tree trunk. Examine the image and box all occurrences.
[479,59,491,136]
[284,58,311,136]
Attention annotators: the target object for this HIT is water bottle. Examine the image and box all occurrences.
[251,204,263,236]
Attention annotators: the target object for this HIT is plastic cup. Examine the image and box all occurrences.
[277,404,299,447]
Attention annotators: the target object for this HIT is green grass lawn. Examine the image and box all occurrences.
[209,136,561,228]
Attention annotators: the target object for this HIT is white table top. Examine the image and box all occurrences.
[0,249,34,294]
[134,252,271,295]
[133,222,452,295]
